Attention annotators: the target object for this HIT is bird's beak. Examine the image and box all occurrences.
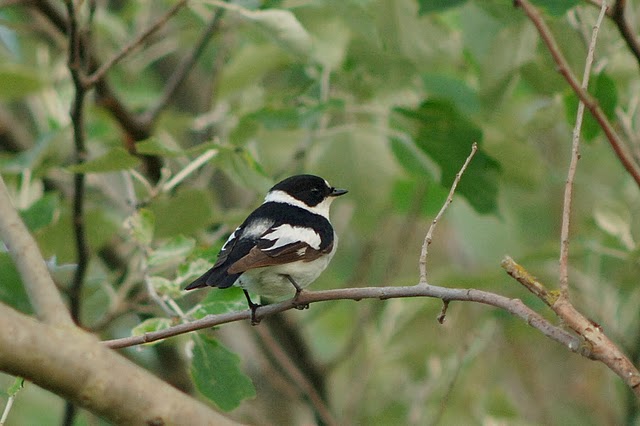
[330,187,348,197]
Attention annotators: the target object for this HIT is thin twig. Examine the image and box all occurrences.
[559,2,607,298]
[419,143,477,283]
[0,176,73,326]
[162,149,218,193]
[0,378,23,426]
[141,9,224,125]
[84,0,189,87]
[584,0,613,15]
[501,257,559,307]
[515,0,640,189]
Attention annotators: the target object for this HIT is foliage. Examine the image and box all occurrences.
[1,0,640,424]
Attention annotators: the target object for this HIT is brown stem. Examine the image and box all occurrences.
[515,0,640,189]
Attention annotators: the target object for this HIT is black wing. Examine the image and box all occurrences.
[185,202,333,290]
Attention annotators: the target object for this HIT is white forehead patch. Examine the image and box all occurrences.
[262,224,321,250]
[264,190,334,218]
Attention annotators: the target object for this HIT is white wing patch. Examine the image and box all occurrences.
[242,219,274,239]
[221,229,237,250]
[262,224,321,250]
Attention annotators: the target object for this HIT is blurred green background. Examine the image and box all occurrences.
[1,0,639,424]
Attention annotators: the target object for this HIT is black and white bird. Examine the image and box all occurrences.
[185,174,347,322]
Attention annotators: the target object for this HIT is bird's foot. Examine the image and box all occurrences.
[285,275,309,310]
[249,302,262,325]
[243,289,262,325]
[292,289,309,310]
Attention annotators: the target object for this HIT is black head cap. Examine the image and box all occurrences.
[270,174,347,207]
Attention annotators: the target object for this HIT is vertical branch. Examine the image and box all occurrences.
[418,143,477,283]
[559,3,608,297]
[611,0,640,70]
[515,0,640,188]
[63,3,91,424]
[65,0,90,324]
[142,9,225,125]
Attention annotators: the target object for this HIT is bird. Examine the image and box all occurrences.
[185,174,347,323]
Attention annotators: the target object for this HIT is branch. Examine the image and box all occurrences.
[515,0,640,189]
[103,284,579,352]
[559,2,607,298]
[0,303,237,425]
[502,257,640,398]
[84,0,189,88]
[140,9,225,125]
[65,0,90,325]
[0,176,73,326]
[611,0,640,70]
[419,143,477,283]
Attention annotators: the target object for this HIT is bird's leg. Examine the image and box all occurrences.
[243,289,262,325]
[285,275,309,310]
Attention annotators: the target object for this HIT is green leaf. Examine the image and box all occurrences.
[136,139,218,158]
[389,135,436,177]
[531,0,579,16]
[0,252,32,314]
[0,64,44,99]
[1,132,56,173]
[66,147,140,173]
[192,287,248,319]
[148,189,213,238]
[215,148,272,195]
[242,9,313,57]
[593,204,634,250]
[177,258,214,286]
[421,73,480,115]
[131,317,173,344]
[7,377,25,396]
[391,178,448,217]
[417,0,468,15]
[148,276,182,299]
[124,209,155,245]
[393,100,500,214]
[148,235,196,267]
[190,334,256,411]
[563,72,618,142]
[19,192,60,232]
[245,100,344,130]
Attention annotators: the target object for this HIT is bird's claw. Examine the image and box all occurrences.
[292,289,309,310]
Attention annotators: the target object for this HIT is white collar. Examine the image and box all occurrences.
[263,190,333,219]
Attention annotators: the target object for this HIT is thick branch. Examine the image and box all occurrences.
[502,256,640,399]
[515,0,640,188]
[0,176,73,326]
[0,303,237,425]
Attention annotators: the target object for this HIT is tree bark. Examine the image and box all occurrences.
[0,303,239,425]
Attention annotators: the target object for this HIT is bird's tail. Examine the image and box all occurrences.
[184,267,239,290]
[184,272,209,290]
